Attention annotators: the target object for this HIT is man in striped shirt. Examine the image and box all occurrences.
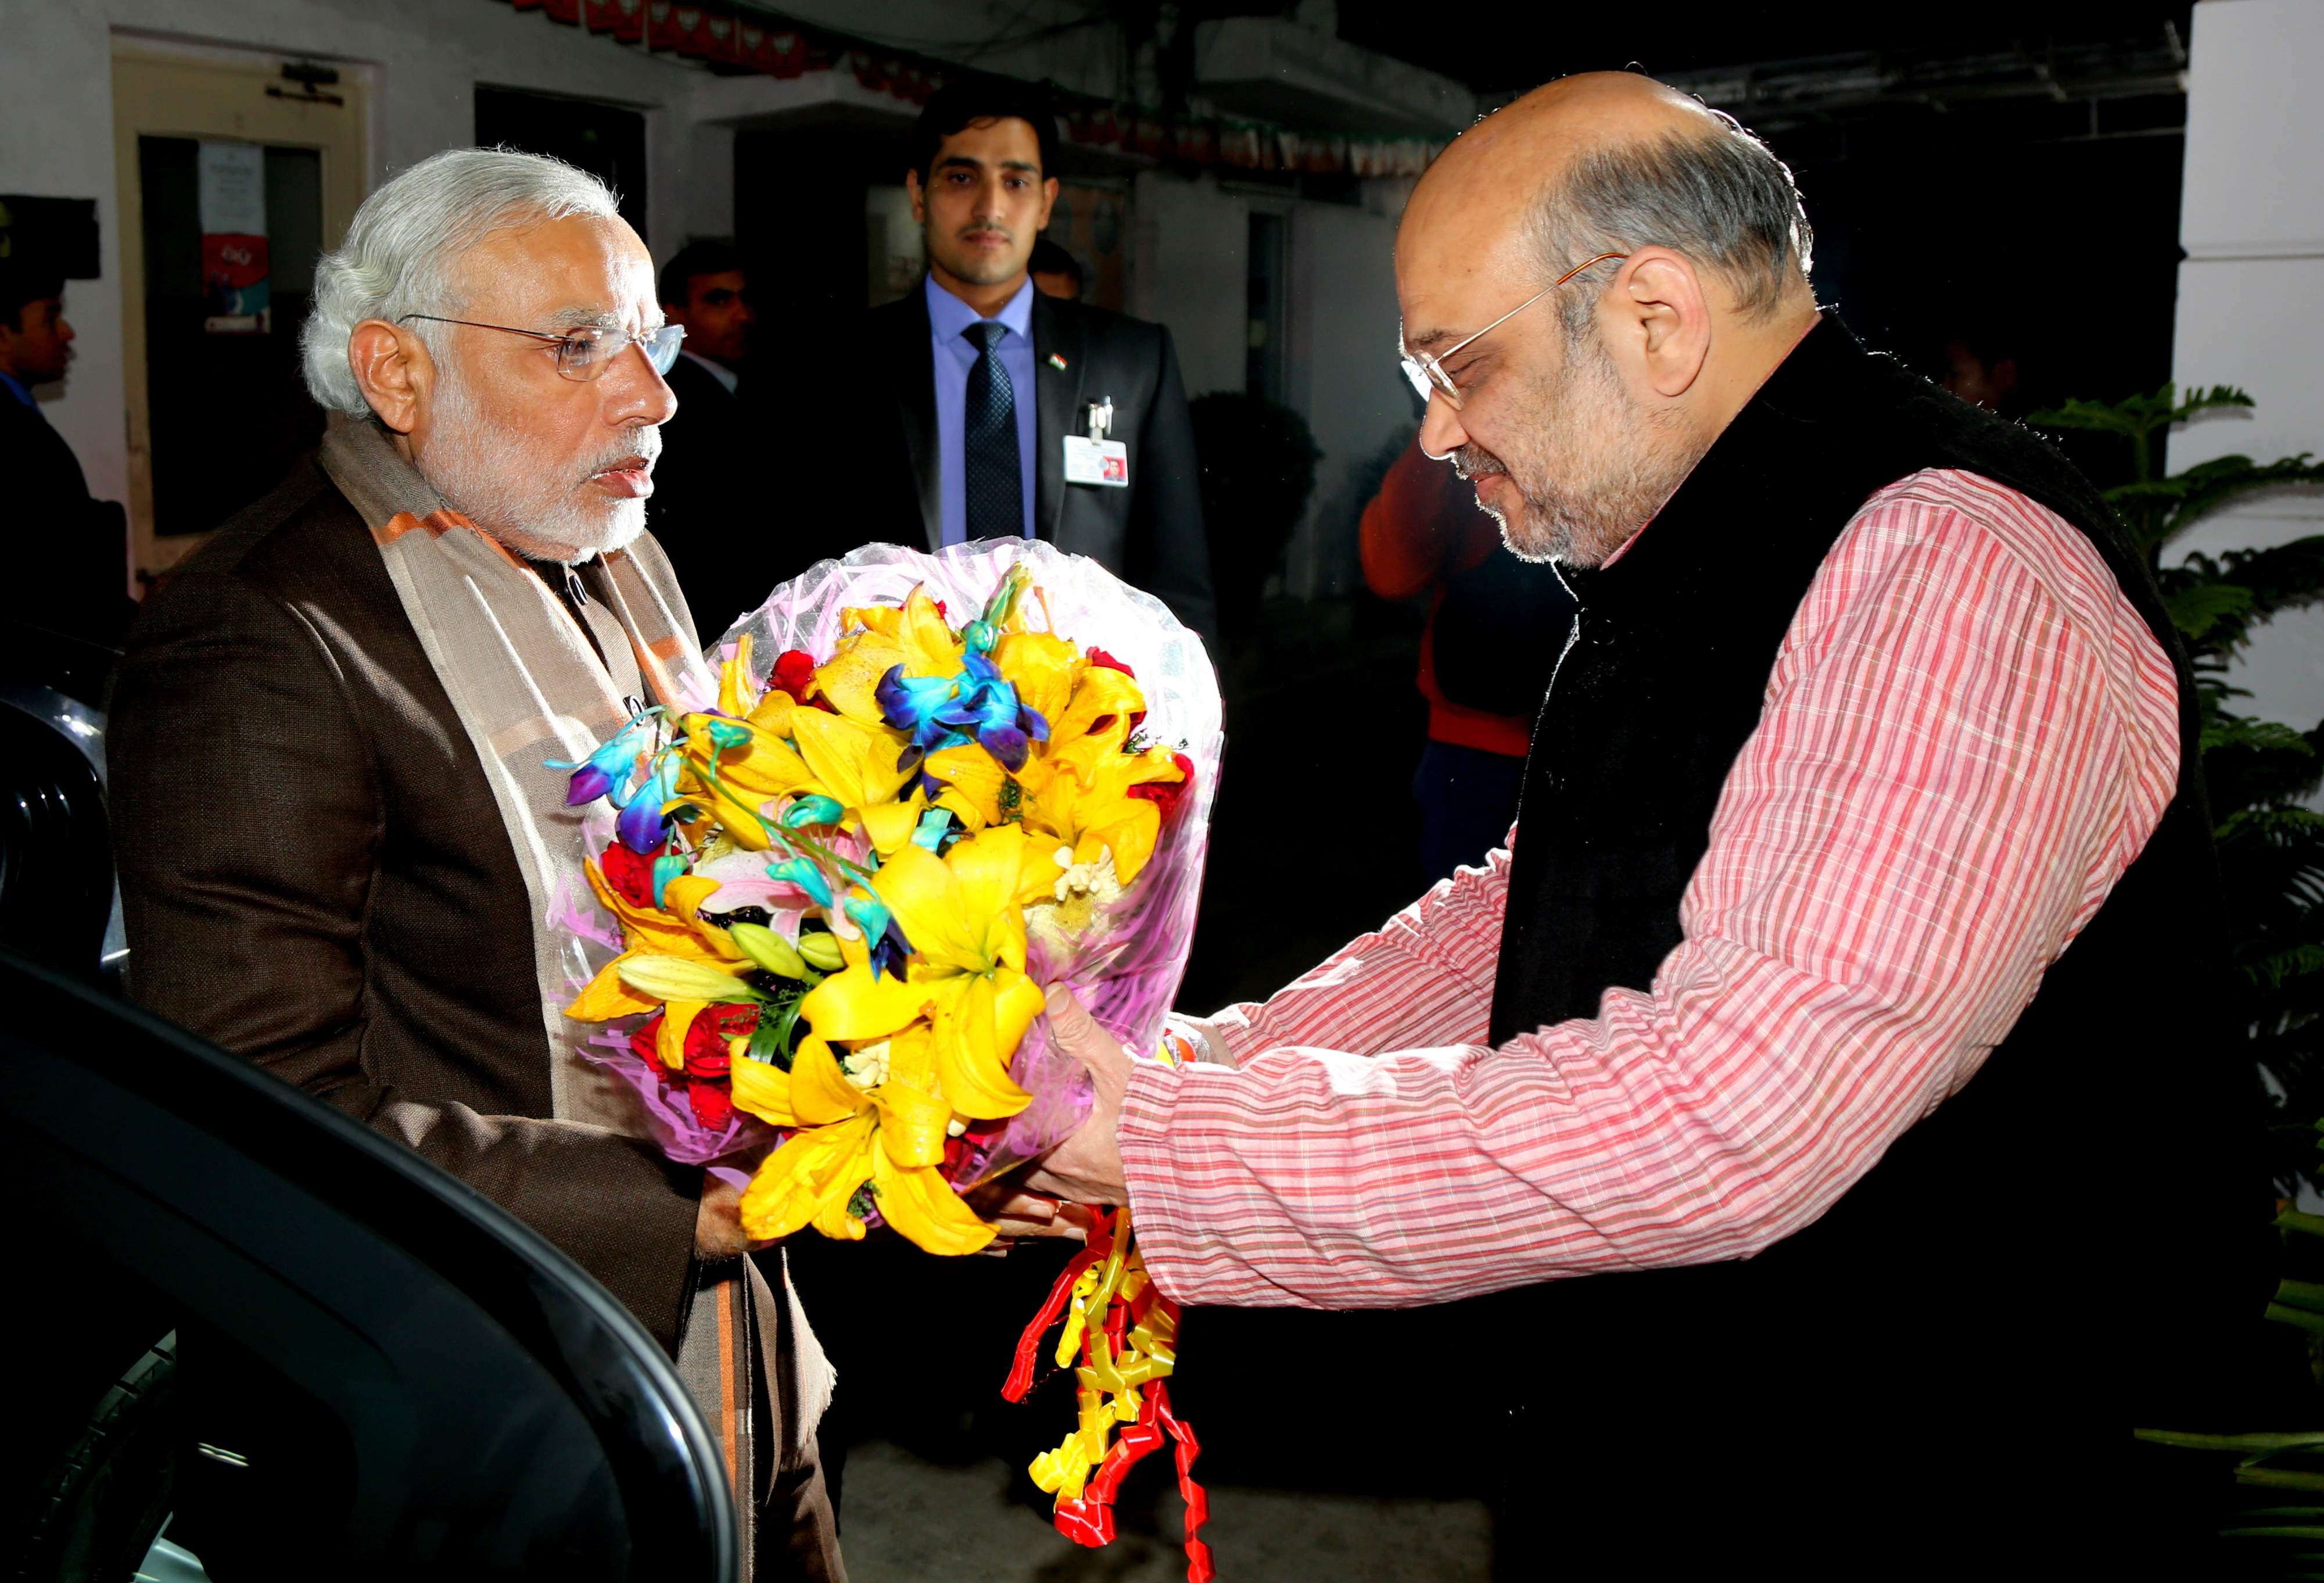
[1024,73,2267,1574]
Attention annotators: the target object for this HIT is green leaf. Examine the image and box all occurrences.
[2167,581,2257,641]
[2267,1302,2324,1333]
[2278,1278,2324,1313]
[2137,1430,2324,1452]
[2239,1467,2324,1491]
[2280,1212,2324,1240]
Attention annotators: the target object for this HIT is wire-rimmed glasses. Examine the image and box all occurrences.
[397,314,686,382]
[1398,252,1628,409]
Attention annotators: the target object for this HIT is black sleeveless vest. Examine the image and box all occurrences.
[1471,319,2271,1574]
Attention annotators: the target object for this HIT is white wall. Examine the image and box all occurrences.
[1283,191,1406,599]
[1129,167,1412,600]
[2168,0,2324,734]
[0,0,723,532]
[1129,168,1249,400]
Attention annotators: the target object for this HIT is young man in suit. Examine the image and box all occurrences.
[839,79,1217,650]
[652,239,779,635]
[0,260,131,644]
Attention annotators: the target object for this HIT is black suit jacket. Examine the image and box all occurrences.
[646,353,799,641]
[0,389,132,644]
[815,285,1218,650]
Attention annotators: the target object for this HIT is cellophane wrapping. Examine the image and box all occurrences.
[712,538,1220,1185]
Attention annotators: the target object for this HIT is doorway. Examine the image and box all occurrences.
[113,50,367,583]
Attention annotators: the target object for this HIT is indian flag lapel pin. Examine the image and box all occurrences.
[1048,353,1068,370]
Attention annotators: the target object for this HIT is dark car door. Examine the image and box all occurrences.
[0,948,737,1582]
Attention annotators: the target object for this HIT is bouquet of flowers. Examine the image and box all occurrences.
[551,540,1222,1574]
[557,540,1219,1248]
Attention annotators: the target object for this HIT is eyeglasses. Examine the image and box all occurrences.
[1398,252,1628,410]
[397,314,686,382]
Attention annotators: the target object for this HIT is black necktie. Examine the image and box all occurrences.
[963,320,1021,541]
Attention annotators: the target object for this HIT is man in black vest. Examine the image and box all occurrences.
[810,79,1215,651]
[1027,73,2270,1575]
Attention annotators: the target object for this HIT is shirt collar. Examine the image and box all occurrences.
[924,272,1036,345]
[677,348,740,395]
[0,370,35,409]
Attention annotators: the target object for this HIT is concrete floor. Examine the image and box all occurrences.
[838,1439,1492,1583]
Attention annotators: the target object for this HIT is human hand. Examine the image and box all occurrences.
[695,1173,751,1260]
[1020,984,1131,1205]
[965,1180,1098,1255]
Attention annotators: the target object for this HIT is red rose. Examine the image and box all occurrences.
[684,1002,757,1079]
[941,1113,1009,1177]
[772,649,819,700]
[688,1083,734,1128]
[628,1011,665,1066]
[602,840,664,908]
[1084,650,1147,733]
[1128,753,1195,816]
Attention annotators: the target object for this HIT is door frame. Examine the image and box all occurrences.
[112,46,368,582]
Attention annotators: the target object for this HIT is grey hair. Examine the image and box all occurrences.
[300,146,623,415]
[1531,110,1813,330]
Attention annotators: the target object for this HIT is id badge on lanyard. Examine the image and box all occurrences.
[1064,397,1128,487]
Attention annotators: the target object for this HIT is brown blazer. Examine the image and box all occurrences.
[109,457,703,1347]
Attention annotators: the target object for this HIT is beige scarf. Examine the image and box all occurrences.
[317,418,834,1545]
[320,413,715,1130]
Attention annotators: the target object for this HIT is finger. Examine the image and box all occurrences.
[1042,986,1131,1093]
[1042,983,1103,1051]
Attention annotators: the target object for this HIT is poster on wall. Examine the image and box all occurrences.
[198,140,269,333]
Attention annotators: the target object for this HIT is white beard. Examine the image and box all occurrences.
[418,364,657,563]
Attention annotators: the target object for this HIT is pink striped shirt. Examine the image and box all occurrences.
[1120,470,2180,1309]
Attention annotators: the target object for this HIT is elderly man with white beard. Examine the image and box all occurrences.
[109,149,844,1580]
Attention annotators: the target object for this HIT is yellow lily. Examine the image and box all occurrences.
[788,708,917,835]
[818,588,964,726]
[920,743,1010,830]
[990,631,1081,733]
[738,1109,879,1241]
[796,824,1054,1120]
[731,1024,998,1253]
[1045,665,1147,785]
[716,633,756,717]
[1015,745,1184,886]
[566,860,751,1020]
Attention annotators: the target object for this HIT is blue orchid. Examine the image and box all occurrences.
[550,719,649,808]
[650,850,689,910]
[766,855,834,909]
[616,758,679,854]
[781,794,845,829]
[910,808,953,854]
[876,665,973,770]
[935,653,1050,772]
[844,889,914,982]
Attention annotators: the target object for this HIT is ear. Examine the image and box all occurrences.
[1037,175,1060,231]
[906,169,927,227]
[348,318,431,435]
[1613,249,1712,399]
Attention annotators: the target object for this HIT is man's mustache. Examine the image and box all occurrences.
[579,427,661,481]
[957,222,1014,245]
[1453,444,1506,482]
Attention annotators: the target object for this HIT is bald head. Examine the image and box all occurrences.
[1401,73,1811,352]
[1413,73,1720,225]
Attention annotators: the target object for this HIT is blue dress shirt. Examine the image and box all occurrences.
[0,370,36,410]
[926,273,1038,545]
